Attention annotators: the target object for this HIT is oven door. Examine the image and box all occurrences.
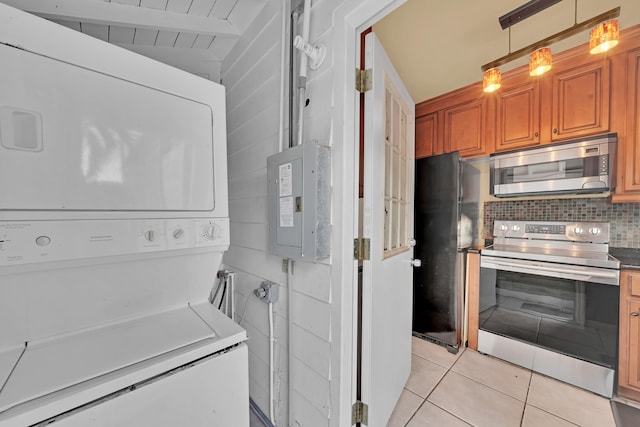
[479,255,619,369]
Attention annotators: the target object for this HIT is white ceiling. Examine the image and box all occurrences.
[0,0,268,80]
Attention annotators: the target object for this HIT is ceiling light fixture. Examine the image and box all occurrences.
[483,68,502,93]
[481,6,620,74]
[589,20,620,54]
[529,47,552,76]
[498,0,563,30]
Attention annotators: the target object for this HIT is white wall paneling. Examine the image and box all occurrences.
[80,22,108,40]
[108,25,135,43]
[221,0,408,425]
[2,0,269,85]
[4,0,239,37]
[291,356,330,417]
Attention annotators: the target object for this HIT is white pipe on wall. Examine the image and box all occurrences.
[268,301,275,423]
[278,0,288,154]
[287,259,294,426]
[296,0,311,146]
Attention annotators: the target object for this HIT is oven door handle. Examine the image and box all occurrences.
[481,257,620,285]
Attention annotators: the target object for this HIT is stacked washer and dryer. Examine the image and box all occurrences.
[0,4,248,426]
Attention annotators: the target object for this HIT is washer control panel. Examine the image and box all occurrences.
[0,218,229,266]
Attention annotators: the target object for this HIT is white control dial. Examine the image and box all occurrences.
[173,228,185,239]
[574,227,583,235]
[144,230,156,242]
[589,227,601,236]
[205,224,221,240]
[499,224,508,231]
[511,225,520,232]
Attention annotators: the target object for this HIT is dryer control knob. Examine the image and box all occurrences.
[35,236,51,246]
[144,230,156,242]
[173,228,185,239]
[205,225,221,240]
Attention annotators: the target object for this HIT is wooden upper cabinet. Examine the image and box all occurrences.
[415,112,436,159]
[495,74,541,152]
[616,48,640,197]
[415,82,491,158]
[548,57,610,141]
[442,92,489,157]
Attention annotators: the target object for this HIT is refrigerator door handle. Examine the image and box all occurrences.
[410,259,422,267]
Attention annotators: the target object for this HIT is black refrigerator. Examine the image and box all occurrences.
[412,152,479,351]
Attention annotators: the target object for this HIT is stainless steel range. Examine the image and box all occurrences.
[479,221,620,397]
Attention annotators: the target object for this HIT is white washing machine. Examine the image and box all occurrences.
[0,4,248,426]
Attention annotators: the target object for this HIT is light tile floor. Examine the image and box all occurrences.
[387,337,617,427]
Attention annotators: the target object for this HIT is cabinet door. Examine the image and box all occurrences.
[619,271,640,399]
[443,95,489,157]
[550,58,610,141]
[496,74,540,152]
[622,49,640,193]
[415,113,436,159]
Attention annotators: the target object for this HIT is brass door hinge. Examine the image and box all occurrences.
[354,238,371,261]
[356,68,372,93]
[352,400,369,425]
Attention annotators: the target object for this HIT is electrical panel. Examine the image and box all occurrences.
[267,141,330,261]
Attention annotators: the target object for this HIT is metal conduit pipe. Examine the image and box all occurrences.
[296,0,311,147]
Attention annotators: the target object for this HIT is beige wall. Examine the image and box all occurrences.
[374,0,640,103]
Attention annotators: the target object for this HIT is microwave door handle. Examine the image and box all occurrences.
[482,258,618,282]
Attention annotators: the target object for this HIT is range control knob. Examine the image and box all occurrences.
[589,227,601,236]
[574,227,583,235]
[511,225,520,232]
[499,224,508,231]
[144,230,156,242]
[173,228,185,239]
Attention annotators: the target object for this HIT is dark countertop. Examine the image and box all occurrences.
[466,246,484,254]
[610,247,640,270]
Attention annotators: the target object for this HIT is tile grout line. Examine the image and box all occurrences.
[519,368,533,426]
[409,342,612,427]
[404,348,471,426]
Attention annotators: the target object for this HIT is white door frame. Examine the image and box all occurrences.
[328,1,407,426]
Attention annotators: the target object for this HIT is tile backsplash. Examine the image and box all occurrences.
[483,198,640,248]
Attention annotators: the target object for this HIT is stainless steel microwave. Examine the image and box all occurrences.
[490,133,616,197]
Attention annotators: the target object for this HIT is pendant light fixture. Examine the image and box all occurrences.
[483,68,502,93]
[529,47,552,76]
[589,20,620,54]
[481,1,620,87]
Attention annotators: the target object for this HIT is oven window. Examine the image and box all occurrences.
[479,268,619,368]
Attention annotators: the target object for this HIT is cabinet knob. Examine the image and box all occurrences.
[534,132,539,137]
[632,312,639,317]
[553,128,558,134]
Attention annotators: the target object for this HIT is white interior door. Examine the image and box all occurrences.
[361,32,415,426]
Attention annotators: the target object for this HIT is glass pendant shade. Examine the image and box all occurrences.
[529,48,552,76]
[483,68,501,93]
[590,20,619,54]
